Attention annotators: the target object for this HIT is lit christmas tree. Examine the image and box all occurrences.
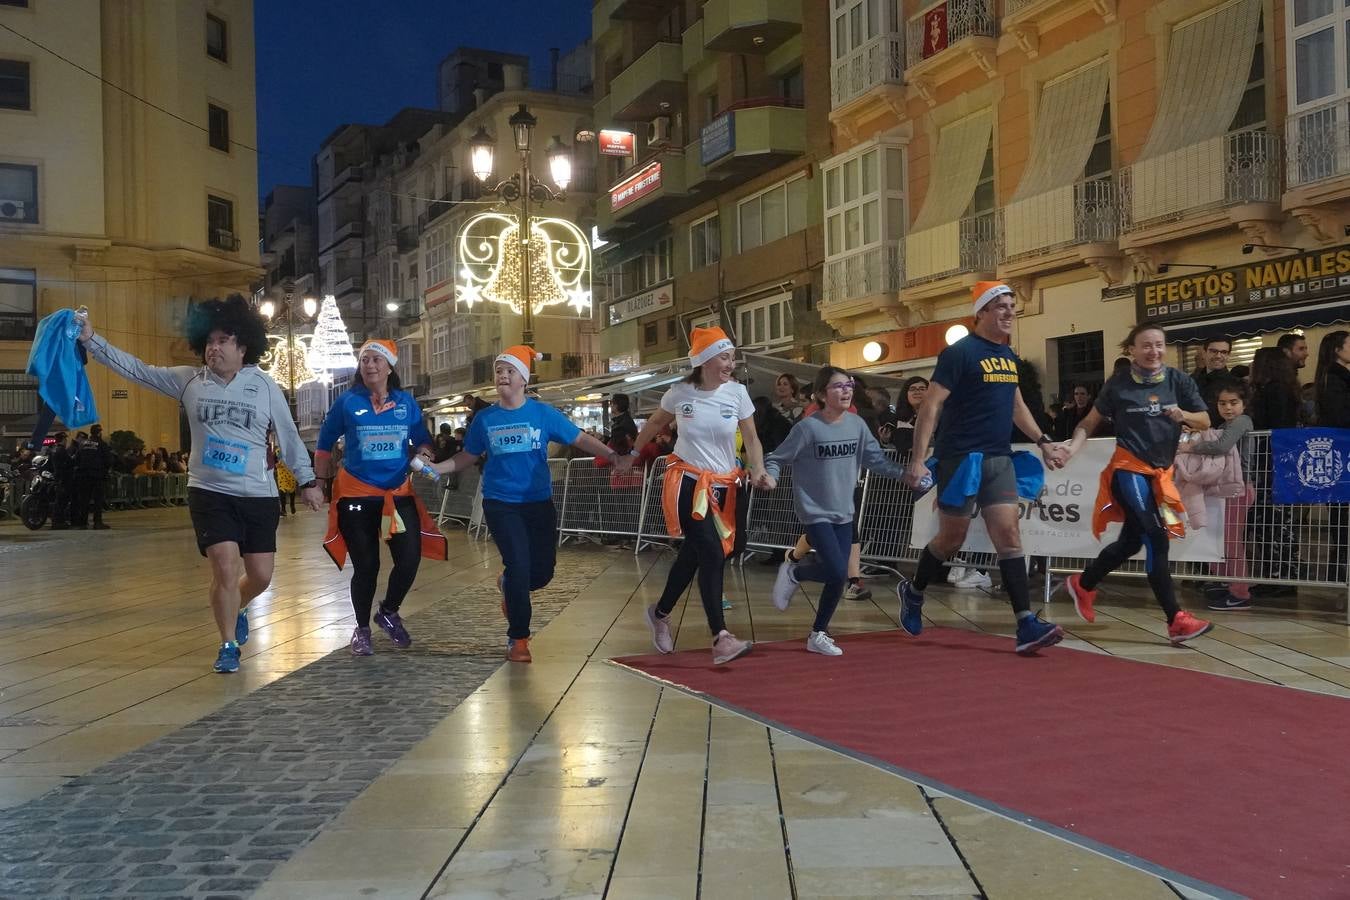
[306,294,357,375]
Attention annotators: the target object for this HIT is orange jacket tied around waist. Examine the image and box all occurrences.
[322,467,448,569]
[660,455,744,558]
[1091,445,1186,541]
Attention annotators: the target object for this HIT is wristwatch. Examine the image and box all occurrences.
[1035,434,1053,446]
[299,480,317,490]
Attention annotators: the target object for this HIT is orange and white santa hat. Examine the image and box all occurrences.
[689,326,735,367]
[972,281,1015,315]
[358,339,399,367]
[495,344,542,382]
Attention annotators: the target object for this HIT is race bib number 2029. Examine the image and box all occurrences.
[202,434,249,475]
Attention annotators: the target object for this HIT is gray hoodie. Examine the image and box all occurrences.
[764,412,905,524]
[87,335,315,498]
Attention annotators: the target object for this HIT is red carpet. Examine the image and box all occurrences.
[612,628,1350,899]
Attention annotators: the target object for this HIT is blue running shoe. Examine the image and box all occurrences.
[1014,615,1063,655]
[897,580,924,636]
[234,610,249,646]
[212,642,240,674]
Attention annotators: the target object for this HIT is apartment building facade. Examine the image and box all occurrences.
[591,0,834,376]
[824,0,1350,396]
[0,0,260,447]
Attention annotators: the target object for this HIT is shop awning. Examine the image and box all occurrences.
[1161,299,1350,342]
[911,109,994,233]
[1139,0,1261,161]
[1013,61,1110,200]
[525,352,912,416]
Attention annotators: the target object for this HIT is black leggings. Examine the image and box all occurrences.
[1081,470,1180,621]
[656,477,745,636]
[337,495,422,627]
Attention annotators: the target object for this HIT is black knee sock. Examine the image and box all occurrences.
[913,547,945,592]
[998,557,1032,617]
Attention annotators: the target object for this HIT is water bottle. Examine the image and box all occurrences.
[915,472,934,494]
[65,306,89,341]
[409,455,440,482]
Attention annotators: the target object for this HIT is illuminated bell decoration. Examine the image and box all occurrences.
[455,212,591,317]
[259,335,318,390]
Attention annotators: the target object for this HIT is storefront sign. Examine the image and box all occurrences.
[911,439,1223,562]
[1137,244,1350,325]
[610,162,662,211]
[700,113,735,166]
[608,281,674,326]
[598,129,634,157]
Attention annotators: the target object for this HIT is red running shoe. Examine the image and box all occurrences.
[1063,573,1096,623]
[1168,610,1213,645]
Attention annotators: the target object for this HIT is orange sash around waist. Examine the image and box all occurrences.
[1091,445,1186,541]
[322,468,448,569]
[660,455,743,558]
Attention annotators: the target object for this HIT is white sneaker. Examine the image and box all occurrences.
[807,631,843,656]
[952,569,992,589]
[771,559,799,611]
[644,603,674,654]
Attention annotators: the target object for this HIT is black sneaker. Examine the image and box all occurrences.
[1207,592,1252,611]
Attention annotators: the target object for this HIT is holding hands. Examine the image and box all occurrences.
[1041,442,1071,470]
[754,471,777,491]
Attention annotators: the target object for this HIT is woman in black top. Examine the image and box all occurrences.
[1249,348,1300,430]
[1246,347,1302,584]
[1315,330,1350,427]
[1314,331,1350,581]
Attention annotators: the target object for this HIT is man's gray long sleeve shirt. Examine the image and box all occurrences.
[86,335,315,497]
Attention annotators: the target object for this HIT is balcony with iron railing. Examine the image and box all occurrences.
[333,261,364,298]
[832,33,906,113]
[998,176,1118,269]
[1119,129,1281,239]
[1285,97,1350,216]
[823,244,904,307]
[902,211,999,289]
[905,0,997,95]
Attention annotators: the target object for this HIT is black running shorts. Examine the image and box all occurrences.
[187,487,282,557]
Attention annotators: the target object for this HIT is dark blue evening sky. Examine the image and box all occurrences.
[254,0,592,197]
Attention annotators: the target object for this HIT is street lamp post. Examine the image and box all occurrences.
[259,292,318,420]
[468,104,573,349]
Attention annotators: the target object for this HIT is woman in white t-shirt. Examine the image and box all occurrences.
[634,327,767,665]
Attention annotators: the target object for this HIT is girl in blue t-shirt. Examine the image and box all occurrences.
[432,345,627,663]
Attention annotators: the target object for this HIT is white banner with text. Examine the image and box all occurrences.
[910,439,1224,563]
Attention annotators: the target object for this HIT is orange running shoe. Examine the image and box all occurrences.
[1063,573,1097,623]
[1168,610,1213,645]
[506,637,532,662]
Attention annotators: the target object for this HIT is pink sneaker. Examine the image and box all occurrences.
[1063,573,1097,623]
[712,630,752,665]
[644,604,674,653]
[1168,610,1213,645]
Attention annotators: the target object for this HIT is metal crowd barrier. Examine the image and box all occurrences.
[527,435,1348,621]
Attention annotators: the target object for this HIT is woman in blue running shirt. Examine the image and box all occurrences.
[432,345,628,663]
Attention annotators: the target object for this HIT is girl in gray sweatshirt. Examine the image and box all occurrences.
[760,367,907,656]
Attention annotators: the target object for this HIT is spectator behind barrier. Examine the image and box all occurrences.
[1176,379,1254,610]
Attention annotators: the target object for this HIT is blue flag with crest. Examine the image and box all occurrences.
[1271,428,1350,504]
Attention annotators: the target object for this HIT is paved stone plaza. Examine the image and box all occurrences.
[1,508,1346,898]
